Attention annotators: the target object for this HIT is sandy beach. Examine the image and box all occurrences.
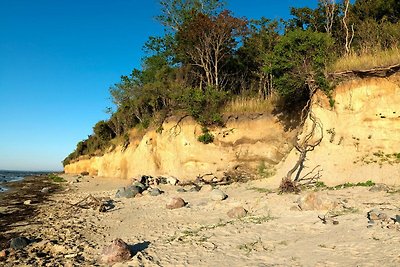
[2,174,400,266]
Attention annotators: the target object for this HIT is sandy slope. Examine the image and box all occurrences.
[29,174,400,267]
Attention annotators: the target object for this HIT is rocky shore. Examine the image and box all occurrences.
[2,174,400,266]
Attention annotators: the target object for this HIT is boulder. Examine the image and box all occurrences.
[10,237,30,250]
[115,186,141,198]
[227,206,248,219]
[166,197,186,209]
[297,192,338,211]
[132,182,146,192]
[211,189,227,201]
[100,238,131,264]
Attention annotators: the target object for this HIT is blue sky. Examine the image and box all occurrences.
[0,0,317,171]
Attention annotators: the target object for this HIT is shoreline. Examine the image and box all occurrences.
[0,175,62,250]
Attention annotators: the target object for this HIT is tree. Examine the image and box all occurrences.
[271,29,332,102]
[157,0,225,32]
[176,10,247,89]
[237,18,280,98]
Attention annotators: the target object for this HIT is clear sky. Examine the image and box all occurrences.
[0,0,317,171]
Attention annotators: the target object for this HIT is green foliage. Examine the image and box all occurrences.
[197,127,214,144]
[179,86,227,126]
[48,174,66,183]
[332,180,375,189]
[271,29,333,101]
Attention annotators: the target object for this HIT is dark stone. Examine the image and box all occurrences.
[132,182,146,192]
[149,188,162,196]
[80,171,89,176]
[176,188,187,193]
[10,237,30,250]
[115,186,141,198]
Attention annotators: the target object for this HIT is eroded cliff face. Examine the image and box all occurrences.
[64,114,296,181]
[65,74,400,185]
[276,74,400,186]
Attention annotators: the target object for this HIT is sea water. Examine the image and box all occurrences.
[0,170,48,192]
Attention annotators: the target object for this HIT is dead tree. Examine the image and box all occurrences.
[280,78,324,193]
[320,0,336,35]
[342,0,354,55]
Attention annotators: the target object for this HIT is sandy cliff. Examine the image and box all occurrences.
[65,74,400,185]
[65,114,296,181]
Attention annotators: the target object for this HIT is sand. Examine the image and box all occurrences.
[2,174,400,266]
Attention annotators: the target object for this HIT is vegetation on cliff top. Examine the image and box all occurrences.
[63,0,400,166]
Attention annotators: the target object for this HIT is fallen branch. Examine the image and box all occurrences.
[70,194,113,212]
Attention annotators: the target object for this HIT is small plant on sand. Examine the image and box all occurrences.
[197,127,214,144]
[331,180,375,190]
[248,187,273,194]
[48,174,66,183]
[257,161,276,178]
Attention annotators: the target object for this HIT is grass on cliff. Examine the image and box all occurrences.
[223,96,277,114]
[329,47,400,73]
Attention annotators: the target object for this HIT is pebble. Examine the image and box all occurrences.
[41,187,51,193]
[0,249,7,258]
[227,206,248,218]
[10,237,30,250]
[149,188,162,196]
[167,177,179,186]
[23,200,32,205]
[166,197,186,209]
[210,189,227,201]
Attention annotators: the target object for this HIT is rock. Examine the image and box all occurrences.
[23,200,32,205]
[167,177,179,186]
[50,244,68,255]
[149,188,162,196]
[115,186,141,198]
[132,182,146,192]
[367,209,381,221]
[378,213,389,221]
[369,183,390,192]
[297,192,337,211]
[210,189,227,201]
[81,171,89,176]
[0,249,7,258]
[395,215,400,223]
[10,237,30,250]
[176,188,186,193]
[41,187,51,194]
[166,197,186,209]
[200,184,213,192]
[100,238,131,264]
[189,186,200,192]
[227,206,248,218]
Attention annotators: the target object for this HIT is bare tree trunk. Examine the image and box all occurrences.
[342,0,354,55]
[280,78,324,192]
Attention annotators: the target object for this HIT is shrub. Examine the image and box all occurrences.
[197,127,214,144]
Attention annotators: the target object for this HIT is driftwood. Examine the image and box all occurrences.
[329,64,400,79]
[70,194,113,212]
[318,214,339,225]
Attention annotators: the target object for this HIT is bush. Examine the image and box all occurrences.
[179,86,227,126]
[197,127,214,144]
